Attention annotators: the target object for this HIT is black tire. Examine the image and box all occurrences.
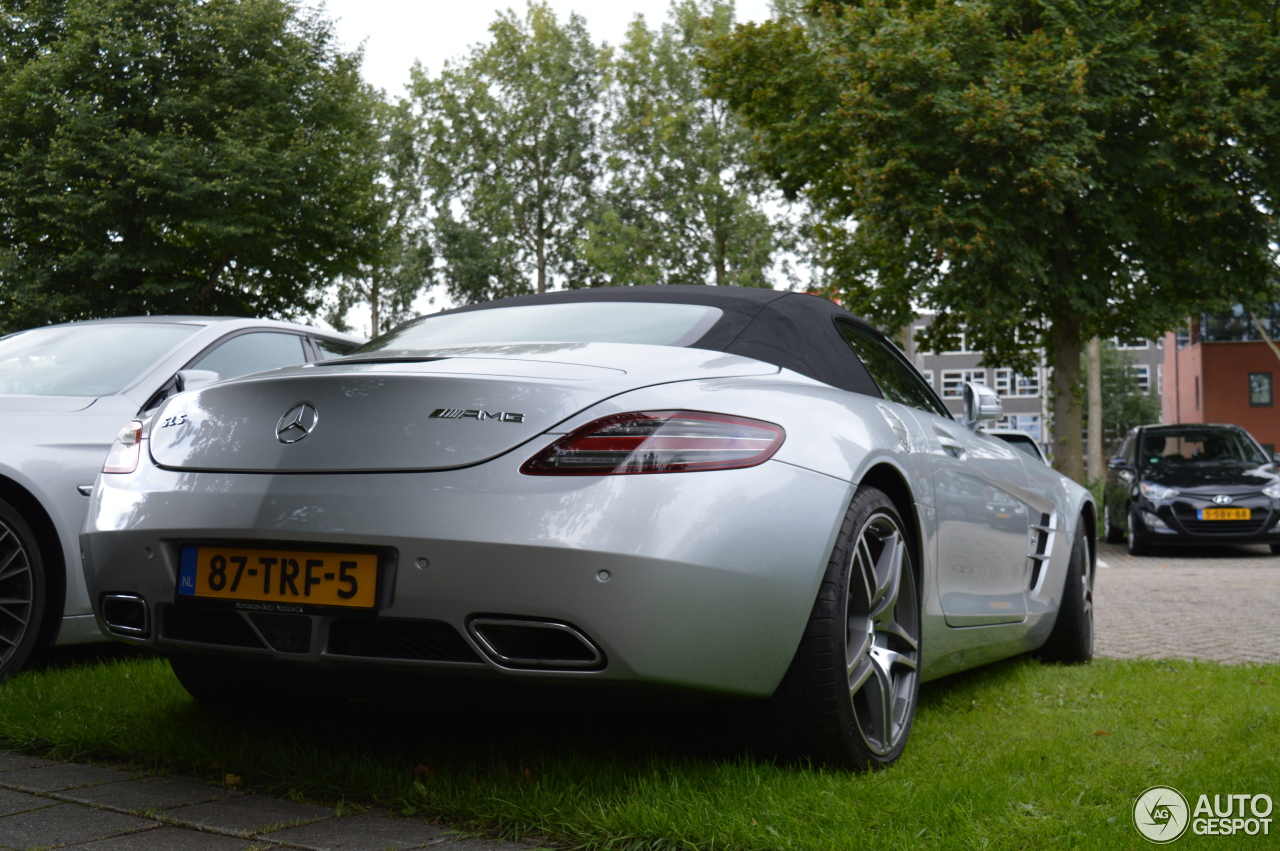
[1126,508,1149,556]
[1103,500,1124,544]
[1038,520,1093,664]
[1270,544,1280,556]
[0,498,46,682]
[169,652,343,716]
[767,485,921,770]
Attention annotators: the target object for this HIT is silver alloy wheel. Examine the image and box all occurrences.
[1080,534,1094,628]
[0,518,34,669]
[844,511,920,757]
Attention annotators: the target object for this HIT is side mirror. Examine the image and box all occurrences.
[176,369,220,392]
[1107,457,1132,471]
[962,381,1002,428]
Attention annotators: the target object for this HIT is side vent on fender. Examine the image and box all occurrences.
[1027,512,1057,594]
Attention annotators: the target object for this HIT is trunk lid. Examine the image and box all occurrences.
[148,343,778,473]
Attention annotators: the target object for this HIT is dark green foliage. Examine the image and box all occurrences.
[0,0,382,333]
[704,0,1280,481]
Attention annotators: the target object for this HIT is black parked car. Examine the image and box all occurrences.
[1104,424,1280,555]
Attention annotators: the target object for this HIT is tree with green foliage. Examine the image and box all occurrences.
[327,99,433,336]
[413,2,603,303]
[704,0,1280,482]
[0,0,383,333]
[585,0,782,288]
[1098,346,1162,455]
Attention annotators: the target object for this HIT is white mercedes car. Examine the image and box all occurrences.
[0,316,361,680]
[80,287,1095,769]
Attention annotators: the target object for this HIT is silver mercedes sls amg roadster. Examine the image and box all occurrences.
[81,287,1095,769]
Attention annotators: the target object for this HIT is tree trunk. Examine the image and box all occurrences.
[1251,311,1280,365]
[536,236,547,294]
[370,275,381,337]
[713,231,727,287]
[1086,336,1103,483]
[1049,314,1085,484]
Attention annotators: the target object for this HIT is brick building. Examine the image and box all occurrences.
[1162,304,1280,455]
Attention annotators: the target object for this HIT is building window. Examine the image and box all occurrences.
[912,326,929,356]
[1133,365,1151,395]
[993,368,1012,397]
[941,369,985,398]
[920,369,934,390]
[1250,373,1274,407]
[1015,369,1040,396]
[938,327,983,355]
[1114,336,1149,350]
[992,368,1039,397]
[941,330,967,355]
[1157,364,1163,392]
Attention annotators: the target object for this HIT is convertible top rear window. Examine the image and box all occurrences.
[358,302,723,352]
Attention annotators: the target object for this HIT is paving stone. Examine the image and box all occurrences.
[0,789,54,818]
[0,802,154,850]
[69,825,267,850]
[57,777,238,813]
[1094,542,1280,664]
[162,794,334,837]
[0,762,135,793]
[0,755,51,774]
[441,840,555,850]
[265,813,448,850]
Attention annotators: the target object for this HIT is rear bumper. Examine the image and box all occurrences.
[81,459,850,698]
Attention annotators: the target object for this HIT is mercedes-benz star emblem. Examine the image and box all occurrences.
[1213,494,1234,505]
[275,402,319,444]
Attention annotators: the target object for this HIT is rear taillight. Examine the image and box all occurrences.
[102,420,144,474]
[521,411,785,476]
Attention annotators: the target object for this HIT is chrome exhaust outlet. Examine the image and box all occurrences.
[101,594,149,637]
[468,618,604,670]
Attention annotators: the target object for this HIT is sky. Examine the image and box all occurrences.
[314,0,775,99]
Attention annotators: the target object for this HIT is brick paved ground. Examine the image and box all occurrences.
[1093,540,1280,664]
[0,753,548,851]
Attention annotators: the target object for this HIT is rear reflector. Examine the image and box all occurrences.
[521,410,785,475]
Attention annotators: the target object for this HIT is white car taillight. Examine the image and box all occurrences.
[521,411,785,476]
[102,420,144,474]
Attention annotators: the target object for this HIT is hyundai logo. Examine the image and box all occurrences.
[1212,494,1233,505]
[275,402,319,444]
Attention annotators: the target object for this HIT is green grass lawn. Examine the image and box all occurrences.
[1,652,1276,849]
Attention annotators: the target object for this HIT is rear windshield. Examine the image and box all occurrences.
[1140,428,1268,466]
[0,323,198,397]
[357,302,723,352]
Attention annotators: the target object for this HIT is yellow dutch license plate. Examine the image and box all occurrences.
[1198,508,1251,521]
[178,545,378,608]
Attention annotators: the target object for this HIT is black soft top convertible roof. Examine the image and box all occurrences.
[435,285,882,396]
